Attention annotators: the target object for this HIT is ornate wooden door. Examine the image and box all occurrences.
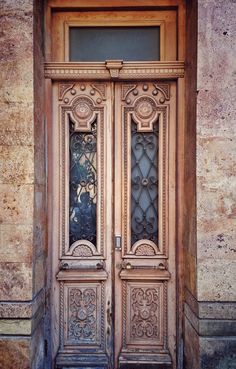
[51,79,177,369]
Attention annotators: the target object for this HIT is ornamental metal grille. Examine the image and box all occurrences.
[69,120,97,247]
[131,119,159,246]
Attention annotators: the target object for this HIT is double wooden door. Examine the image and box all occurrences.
[51,80,176,369]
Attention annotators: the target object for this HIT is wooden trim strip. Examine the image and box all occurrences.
[44,61,185,80]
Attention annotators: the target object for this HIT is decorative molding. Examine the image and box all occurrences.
[45,61,185,80]
[0,289,45,319]
[185,288,236,320]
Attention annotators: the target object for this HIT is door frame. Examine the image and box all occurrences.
[44,1,186,368]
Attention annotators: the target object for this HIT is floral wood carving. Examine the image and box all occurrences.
[91,83,107,101]
[135,244,156,256]
[131,287,159,340]
[121,84,137,101]
[68,287,97,342]
[133,96,158,132]
[72,245,93,257]
[70,96,97,132]
[59,83,75,101]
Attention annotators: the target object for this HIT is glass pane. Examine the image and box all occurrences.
[69,120,97,247]
[131,120,159,246]
[70,27,160,61]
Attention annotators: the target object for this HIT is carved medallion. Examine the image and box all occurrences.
[132,96,158,132]
[135,99,154,119]
[74,100,93,120]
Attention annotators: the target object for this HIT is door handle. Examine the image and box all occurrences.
[59,260,106,270]
[119,261,166,270]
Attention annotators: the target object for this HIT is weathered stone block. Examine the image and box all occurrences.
[0,224,33,263]
[0,262,32,301]
[0,318,31,335]
[198,258,236,301]
[199,337,236,369]
[0,146,34,184]
[0,338,30,369]
[0,103,34,146]
[0,184,33,224]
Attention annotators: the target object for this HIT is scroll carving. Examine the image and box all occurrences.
[68,287,97,342]
[121,84,137,101]
[91,83,107,101]
[59,83,75,101]
[153,83,170,101]
[131,287,159,340]
[124,282,165,347]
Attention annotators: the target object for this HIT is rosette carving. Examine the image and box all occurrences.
[70,96,96,132]
[132,96,158,132]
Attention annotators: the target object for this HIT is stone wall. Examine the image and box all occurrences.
[184,0,236,368]
[0,0,46,368]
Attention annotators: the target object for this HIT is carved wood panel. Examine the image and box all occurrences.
[122,281,167,348]
[63,282,105,348]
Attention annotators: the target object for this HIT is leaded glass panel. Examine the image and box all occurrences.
[131,120,159,246]
[69,120,97,247]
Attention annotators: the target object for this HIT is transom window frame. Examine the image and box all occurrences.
[51,10,177,62]
[65,19,165,62]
